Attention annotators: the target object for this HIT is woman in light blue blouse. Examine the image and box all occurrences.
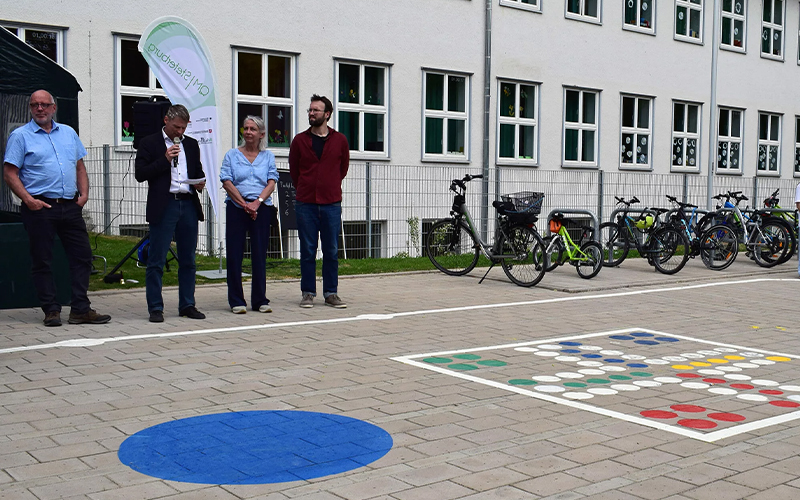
[220,116,279,313]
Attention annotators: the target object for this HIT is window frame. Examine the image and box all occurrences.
[761,0,785,61]
[233,47,296,155]
[619,94,654,171]
[720,0,747,52]
[623,0,656,35]
[421,69,471,162]
[756,111,782,176]
[565,0,603,24]
[334,59,391,160]
[499,0,541,13]
[114,34,166,147]
[716,106,744,175]
[496,79,541,166]
[2,22,65,65]
[670,101,703,173]
[562,87,600,169]
[674,0,704,44]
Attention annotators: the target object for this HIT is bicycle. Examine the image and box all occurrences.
[763,188,799,255]
[425,174,547,287]
[663,195,738,270]
[599,196,689,274]
[543,213,603,279]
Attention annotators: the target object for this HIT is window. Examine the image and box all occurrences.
[721,0,746,51]
[563,88,599,167]
[423,71,469,160]
[675,0,703,42]
[757,112,781,173]
[335,61,389,158]
[761,0,784,59]
[566,0,601,22]
[500,0,541,13]
[3,24,64,64]
[672,102,701,171]
[115,36,166,145]
[794,117,800,175]
[624,0,655,33]
[717,107,743,172]
[235,50,295,152]
[620,95,653,169]
[497,81,539,164]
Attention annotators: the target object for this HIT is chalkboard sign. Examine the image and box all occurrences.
[277,170,297,230]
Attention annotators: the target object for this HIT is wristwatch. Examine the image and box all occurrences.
[257,197,264,204]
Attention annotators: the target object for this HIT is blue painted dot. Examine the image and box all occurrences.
[630,332,654,337]
[655,337,680,342]
[604,358,625,363]
[118,411,393,484]
[582,354,603,359]
[559,341,582,346]
[627,363,649,368]
[634,340,659,346]
[609,335,634,340]
[561,349,582,353]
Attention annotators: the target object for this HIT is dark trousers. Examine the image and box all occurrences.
[146,198,198,313]
[226,201,271,309]
[20,201,92,314]
[295,201,341,297]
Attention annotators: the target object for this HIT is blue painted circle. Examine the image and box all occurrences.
[582,353,603,359]
[559,341,582,346]
[655,337,680,342]
[629,332,654,337]
[609,335,634,340]
[627,363,649,368]
[634,340,659,346]
[604,358,625,363]
[118,411,393,484]
[561,349,582,353]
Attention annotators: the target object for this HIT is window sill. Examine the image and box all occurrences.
[565,13,602,26]
[715,169,743,176]
[756,170,781,177]
[622,24,655,36]
[496,159,539,167]
[670,166,701,174]
[760,53,785,63]
[499,0,541,14]
[720,44,746,54]
[350,154,391,162]
[674,35,704,46]
[421,156,471,164]
[561,162,598,169]
[619,164,652,172]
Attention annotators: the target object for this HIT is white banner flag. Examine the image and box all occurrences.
[138,16,221,216]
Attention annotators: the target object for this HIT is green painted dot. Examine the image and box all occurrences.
[449,363,479,371]
[609,375,632,380]
[423,357,452,364]
[508,379,538,385]
[476,360,507,367]
[586,378,611,384]
[564,382,587,388]
[630,372,653,377]
[453,354,481,360]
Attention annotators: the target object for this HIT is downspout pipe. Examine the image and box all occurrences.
[707,0,721,209]
[481,0,492,240]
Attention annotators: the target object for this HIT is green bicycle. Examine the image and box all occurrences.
[543,212,603,279]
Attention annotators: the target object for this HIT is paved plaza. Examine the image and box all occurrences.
[2,257,800,500]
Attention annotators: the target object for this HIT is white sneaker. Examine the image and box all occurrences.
[258,304,272,313]
[231,306,247,314]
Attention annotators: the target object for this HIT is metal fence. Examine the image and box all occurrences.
[78,145,800,259]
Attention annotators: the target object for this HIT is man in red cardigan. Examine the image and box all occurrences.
[289,95,349,308]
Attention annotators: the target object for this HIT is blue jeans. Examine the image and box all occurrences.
[146,198,199,313]
[226,200,271,309]
[295,201,341,297]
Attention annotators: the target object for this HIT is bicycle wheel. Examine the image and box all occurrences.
[649,227,689,275]
[499,225,546,287]
[599,222,629,267]
[699,224,739,270]
[576,241,603,279]
[425,218,480,276]
[542,235,564,272]
[763,217,797,265]
[752,221,791,268]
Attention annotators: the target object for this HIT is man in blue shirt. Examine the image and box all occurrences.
[3,90,111,327]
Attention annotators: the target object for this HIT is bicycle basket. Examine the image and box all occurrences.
[634,215,654,229]
[500,191,544,215]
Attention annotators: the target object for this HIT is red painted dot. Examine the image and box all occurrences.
[671,404,706,413]
[677,373,701,379]
[760,390,784,395]
[702,378,727,384]
[678,419,718,429]
[731,384,755,390]
[708,412,746,422]
[769,401,800,408]
[641,410,679,419]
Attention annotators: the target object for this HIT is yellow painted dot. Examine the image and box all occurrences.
[672,365,694,370]
[690,362,712,367]
[707,359,728,364]
[724,355,746,360]
[766,356,792,362]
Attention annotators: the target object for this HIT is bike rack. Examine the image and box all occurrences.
[545,209,600,241]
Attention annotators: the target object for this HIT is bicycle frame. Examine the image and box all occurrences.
[546,225,593,263]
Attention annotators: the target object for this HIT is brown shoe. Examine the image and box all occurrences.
[68,309,111,325]
[43,311,62,327]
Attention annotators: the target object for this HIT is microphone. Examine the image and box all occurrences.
[172,136,181,168]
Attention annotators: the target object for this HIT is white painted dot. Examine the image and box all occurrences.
[600,350,624,355]
[577,361,603,367]
[643,359,669,365]
[788,395,800,402]
[599,366,626,372]
[681,382,710,389]
[531,375,561,383]
[587,388,618,395]
[663,356,687,362]
[738,394,769,402]
[515,347,539,352]
[563,392,594,400]
[555,356,581,362]
[717,366,742,372]
[732,363,759,369]
[534,351,560,357]
[653,377,683,384]
[724,374,752,381]
[740,352,764,358]
[697,369,726,375]
[581,345,604,351]
[534,385,565,393]
[751,359,775,366]
[622,354,646,360]
[697,350,721,356]
[610,384,641,391]
[682,352,705,359]
[778,385,800,392]
[633,380,662,387]
[537,344,563,350]
[751,379,780,387]
[555,372,584,379]
[714,348,738,353]
[709,387,738,395]
[578,369,606,375]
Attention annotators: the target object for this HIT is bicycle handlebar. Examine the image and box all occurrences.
[449,174,484,192]
[615,196,640,206]
[665,195,697,209]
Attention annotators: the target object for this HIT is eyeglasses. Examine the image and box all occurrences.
[307,108,325,114]
[30,103,55,110]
